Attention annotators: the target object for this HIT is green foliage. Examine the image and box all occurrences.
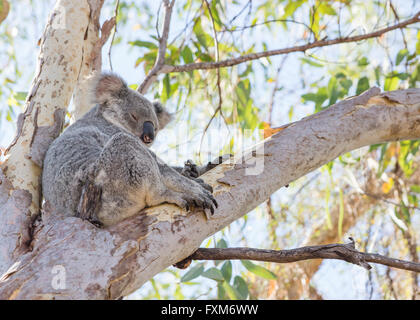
[175,238,252,300]
[283,0,307,19]
[129,40,158,49]
[398,140,420,177]
[221,261,232,282]
[396,49,409,66]
[235,79,259,129]
[202,267,225,281]
[241,260,277,280]
[180,263,204,282]
[356,77,369,95]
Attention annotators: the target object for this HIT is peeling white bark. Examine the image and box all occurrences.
[1,0,92,216]
[0,0,105,275]
[72,0,117,121]
[1,87,420,299]
[71,0,103,121]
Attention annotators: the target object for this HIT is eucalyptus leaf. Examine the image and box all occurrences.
[221,261,232,282]
[202,268,225,281]
[241,260,277,280]
[233,276,249,299]
[180,264,204,283]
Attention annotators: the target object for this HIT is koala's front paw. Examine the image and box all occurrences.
[181,160,214,192]
[205,154,233,171]
[181,159,199,178]
[192,177,213,193]
[183,185,218,215]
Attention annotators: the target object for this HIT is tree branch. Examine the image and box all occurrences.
[2,87,420,299]
[157,11,420,74]
[108,0,120,72]
[177,239,420,273]
[138,0,175,94]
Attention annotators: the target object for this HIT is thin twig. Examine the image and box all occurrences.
[199,0,224,157]
[138,0,176,94]
[219,18,315,38]
[309,2,321,41]
[174,238,420,273]
[155,1,162,39]
[389,1,409,73]
[108,0,120,71]
[160,11,420,74]
[267,55,288,125]
[204,0,219,62]
[228,0,251,26]
[198,104,221,157]
[289,172,321,204]
[168,3,203,47]
[362,190,420,212]
[389,1,408,49]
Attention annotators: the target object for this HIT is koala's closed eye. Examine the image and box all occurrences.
[130,113,138,121]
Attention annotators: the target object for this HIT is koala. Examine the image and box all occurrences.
[42,72,218,227]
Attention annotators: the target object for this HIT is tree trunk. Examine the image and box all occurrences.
[0,0,105,276]
[1,87,420,299]
[72,0,117,121]
[2,0,91,214]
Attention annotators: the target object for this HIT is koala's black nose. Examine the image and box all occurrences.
[141,121,155,144]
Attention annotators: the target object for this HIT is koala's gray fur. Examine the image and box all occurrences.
[42,72,217,227]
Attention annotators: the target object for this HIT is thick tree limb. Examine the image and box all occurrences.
[180,241,420,273]
[146,11,420,76]
[1,87,420,299]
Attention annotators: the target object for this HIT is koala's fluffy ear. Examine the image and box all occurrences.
[153,101,172,130]
[93,73,127,105]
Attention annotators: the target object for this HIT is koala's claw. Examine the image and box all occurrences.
[205,154,232,171]
[181,189,217,216]
[88,218,104,228]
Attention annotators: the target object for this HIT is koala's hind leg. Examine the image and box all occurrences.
[76,181,103,227]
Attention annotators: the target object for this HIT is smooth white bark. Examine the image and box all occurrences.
[1,0,92,215]
[0,0,105,275]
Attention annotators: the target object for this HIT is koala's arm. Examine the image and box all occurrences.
[149,152,217,212]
